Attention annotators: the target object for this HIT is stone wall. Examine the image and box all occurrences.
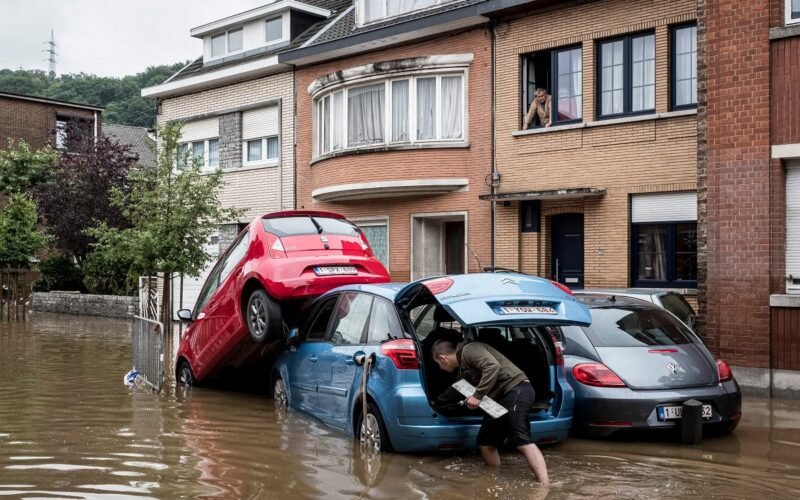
[31,292,137,319]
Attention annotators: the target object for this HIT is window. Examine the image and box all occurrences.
[178,139,219,171]
[266,17,282,43]
[787,162,800,293]
[357,220,389,267]
[55,116,92,152]
[245,136,279,164]
[788,0,800,23]
[263,215,360,237]
[314,73,465,158]
[520,201,541,233]
[359,0,458,24]
[598,33,655,118]
[671,24,697,109]
[306,297,338,341]
[579,306,695,348]
[329,293,373,345]
[521,45,582,129]
[210,28,243,58]
[632,222,697,287]
[218,231,249,285]
[367,298,404,343]
[55,118,67,149]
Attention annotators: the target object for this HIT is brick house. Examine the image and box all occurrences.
[486,0,699,302]
[280,0,500,281]
[142,1,344,314]
[0,92,101,151]
[699,0,800,396]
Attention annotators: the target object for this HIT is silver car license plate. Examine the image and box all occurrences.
[314,266,358,276]
[657,404,713,421]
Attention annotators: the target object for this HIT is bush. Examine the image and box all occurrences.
[33,254,86,292]
[82,248,137,296]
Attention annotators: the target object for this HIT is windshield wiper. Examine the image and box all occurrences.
[309,216,324,234]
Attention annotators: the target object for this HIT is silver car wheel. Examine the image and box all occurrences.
[249,298,267,337]
[360,413,382,452]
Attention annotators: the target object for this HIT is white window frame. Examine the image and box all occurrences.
[313,70,467,160]
[242,136,280,167]
[788,0,800,25]
[356,0,459,26]
[178,138,219,172]
[209,27,244,59]
[264,15,286,46]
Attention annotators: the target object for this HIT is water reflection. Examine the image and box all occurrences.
[0,313,799,499]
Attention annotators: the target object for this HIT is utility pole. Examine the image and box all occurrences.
[42,30,57,78]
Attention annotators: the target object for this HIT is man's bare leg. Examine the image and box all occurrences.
[479,445,501,466]
[517,443,550,486]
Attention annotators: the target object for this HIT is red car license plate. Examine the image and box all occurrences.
[314,266,358,276]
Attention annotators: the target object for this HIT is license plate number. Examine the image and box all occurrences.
[498,306,557,315]
[314,266,358,276]
[657,404,713,421]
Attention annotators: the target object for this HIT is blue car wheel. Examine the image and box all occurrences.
[359,402,392,452]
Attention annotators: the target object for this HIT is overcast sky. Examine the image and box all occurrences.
[0,0,269,77]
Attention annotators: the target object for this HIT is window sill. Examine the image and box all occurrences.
[238,160,279,171]
[310,141,470,166]
[771,294,800,308]
[511,109,697,137]
[770,23,800,40]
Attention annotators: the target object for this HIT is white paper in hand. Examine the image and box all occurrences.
[451,379,508,419]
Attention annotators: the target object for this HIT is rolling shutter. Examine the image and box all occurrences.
[180,118,219,142]
[243,106,279,140]
[631,192,697,223]
[787,161,800,292]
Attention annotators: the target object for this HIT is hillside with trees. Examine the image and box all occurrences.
[0,62,187,128]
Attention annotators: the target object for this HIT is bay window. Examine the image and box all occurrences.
[314,72,466,158]
[598,33,655,118]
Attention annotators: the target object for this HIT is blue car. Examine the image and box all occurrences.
[271,273,592,453]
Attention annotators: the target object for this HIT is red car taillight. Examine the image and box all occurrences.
[716,357,733,382]
[381,339,419,369]
[573,363,626,387]
[549,279,573,296]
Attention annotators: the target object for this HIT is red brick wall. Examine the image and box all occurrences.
[0,96,96,150]
[704,1,772,368]
[772,37,800,145]
[295,28,493,281]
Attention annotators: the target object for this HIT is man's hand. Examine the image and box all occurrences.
[466,396,482,409]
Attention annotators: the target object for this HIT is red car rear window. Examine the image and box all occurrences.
[262,216,360,237]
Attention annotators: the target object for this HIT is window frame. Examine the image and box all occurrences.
[210,27,244,59]
[788,0,800,25]
[178,138,219,171]
[520,44,584,129]
[313,71,467,160]
[265,16,283,44]
[630,220,698,288]
[353,217,390,268]
[519,200,541,233]
[325,292,374,346]
[243,135,280,166]
[596,31,657,120]
[303,295,341,342]
[670,23,698,111]
[357,0,458,26]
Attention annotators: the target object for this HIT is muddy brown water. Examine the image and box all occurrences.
[1,314,799,499]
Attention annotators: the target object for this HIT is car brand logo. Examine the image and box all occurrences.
[666,362,681,374]
[501,278,516,285]
[320,236,329,243]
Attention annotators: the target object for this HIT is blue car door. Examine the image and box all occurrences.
[286,295,339,414]
[316,292,373,430]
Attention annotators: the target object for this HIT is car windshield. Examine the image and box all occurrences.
[581,305,695,347]
[262,216,360,237]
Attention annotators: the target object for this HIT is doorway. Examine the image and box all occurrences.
[411,213,466,280]
[551,213,584,289]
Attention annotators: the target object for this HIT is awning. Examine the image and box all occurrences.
[479,187,606,202]
[312,178,469,202]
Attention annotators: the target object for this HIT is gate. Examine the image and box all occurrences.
[131,315,165,393]
[138,275,162,321]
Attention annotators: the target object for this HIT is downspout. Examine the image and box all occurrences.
[278,98,283,210]
[490,19,498,268]
[94,110,98,138]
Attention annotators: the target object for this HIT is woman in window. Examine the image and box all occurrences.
[524,88,552,129]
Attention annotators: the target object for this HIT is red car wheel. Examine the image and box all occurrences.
[246,289,282,343]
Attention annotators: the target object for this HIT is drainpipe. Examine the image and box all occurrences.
[490,19,498,268]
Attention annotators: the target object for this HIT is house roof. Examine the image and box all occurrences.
[0,91,104,112]
[103,123,157,167]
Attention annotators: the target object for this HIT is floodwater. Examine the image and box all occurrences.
[1,314,800,499]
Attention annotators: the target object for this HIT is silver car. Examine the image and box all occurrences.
[562,293,741,438]
[585,288,697,330]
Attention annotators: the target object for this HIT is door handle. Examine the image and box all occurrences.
[344,357,355,366]
[309,356,318,363]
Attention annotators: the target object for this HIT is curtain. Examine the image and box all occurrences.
[416,78,436,140]
[387,0,437,17]
[322,95,331,153]
[557,48,582,120]
[208,139,219,167]
[361,225,388,267]
[441,76,463,139]
[348,84,385,146]
[332,91,344,150]
[391,80,409,142]
[267,137,279,159]
[601,41,624,115]
[363,0,382,22]
[639,225,667,281]
[632,35,655,111]
[247,139,261,162]
[192,142,205,165]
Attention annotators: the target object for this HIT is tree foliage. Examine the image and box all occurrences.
[0,63,188,127]
[32,254,86,293]
[0,140,57,195]
[89,122,240,283]
[34,120,137,265]
[0,194,48,269]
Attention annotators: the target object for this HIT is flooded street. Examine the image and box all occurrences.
[1,314,799,499]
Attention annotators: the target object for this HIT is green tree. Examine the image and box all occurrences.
[0,194,48,269]
[89,122,240,316]
[0,140,57,195]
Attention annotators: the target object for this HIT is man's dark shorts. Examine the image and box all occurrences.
[476,381,535,448]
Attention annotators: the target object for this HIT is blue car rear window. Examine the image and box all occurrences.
[263,216,360,237]
[581,306,694,347]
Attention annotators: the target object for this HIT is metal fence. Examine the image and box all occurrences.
[132,315,165,393]
[138,275,162,321]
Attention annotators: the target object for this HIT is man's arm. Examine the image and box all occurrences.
[523,100,537,129]
[464,344,501,400]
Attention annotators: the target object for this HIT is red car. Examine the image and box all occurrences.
[175,210,390,385]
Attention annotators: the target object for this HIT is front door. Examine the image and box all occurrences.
[551,213,584,289]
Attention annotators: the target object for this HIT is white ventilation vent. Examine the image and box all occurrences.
[631,191,697,223]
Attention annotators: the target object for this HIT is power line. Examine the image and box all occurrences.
[42,29,57,77]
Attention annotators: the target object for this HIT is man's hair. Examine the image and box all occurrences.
[432,339,457,358]
[535,87,548,96]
